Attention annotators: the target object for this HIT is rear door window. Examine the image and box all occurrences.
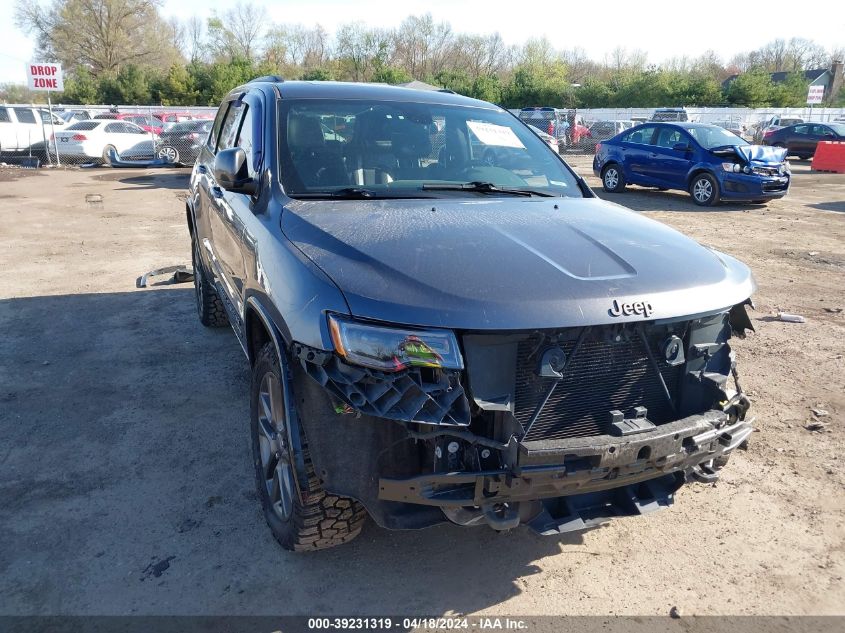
[654,127,686,148]
[14,108,36,124]
[622,126,656,145]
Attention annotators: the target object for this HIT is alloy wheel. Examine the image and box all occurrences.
[693,178,712,203]
[158,146,179,163]
[257,372,295,521]
[604,168,619,189]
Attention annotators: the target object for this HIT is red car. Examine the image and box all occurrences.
[152,112,200,131]
[93,112,162,135]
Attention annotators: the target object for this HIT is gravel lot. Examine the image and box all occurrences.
[1,158,843,617]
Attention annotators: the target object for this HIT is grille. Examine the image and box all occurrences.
[514,332,683,441]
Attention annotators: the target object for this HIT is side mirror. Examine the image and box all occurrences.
[672,142,691,153]
[213,147,256,195]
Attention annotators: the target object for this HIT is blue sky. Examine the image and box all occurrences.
[2,0,843,84]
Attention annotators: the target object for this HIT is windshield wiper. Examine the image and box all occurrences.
[421,181,555,197]
[291,187,436,200]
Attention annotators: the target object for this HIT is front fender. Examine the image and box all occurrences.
[685,163,719,186]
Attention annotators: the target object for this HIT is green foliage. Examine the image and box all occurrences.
[0,83,48,103]
[501,60,573,108]
[61,66,98,104]
[769,72,812,107]
[97,65,151,104]
[726,70,774,106]
[9,5,831,108]
[371,66,412,85]
[301,68,335,81]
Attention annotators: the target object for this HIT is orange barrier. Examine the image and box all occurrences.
[811,141,845,174]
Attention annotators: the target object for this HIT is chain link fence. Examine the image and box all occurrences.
[1,104,217,167]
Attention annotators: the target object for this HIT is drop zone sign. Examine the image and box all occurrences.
[26,63,64,91]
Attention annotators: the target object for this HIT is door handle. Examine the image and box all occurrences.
[211,186,224,199]
[649,153,658,157]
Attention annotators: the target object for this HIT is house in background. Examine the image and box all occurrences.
[722,60,844,103]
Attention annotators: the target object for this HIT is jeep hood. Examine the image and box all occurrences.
[282,197,755,330]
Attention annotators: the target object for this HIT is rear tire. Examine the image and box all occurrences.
[191,234,228,328]
[251,342,367,551]
[158,145,179,163]
[690,173,720,206]
[102,145,117,166]
[601,164,626,193]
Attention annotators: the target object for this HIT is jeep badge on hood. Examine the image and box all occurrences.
[609,299,654,318]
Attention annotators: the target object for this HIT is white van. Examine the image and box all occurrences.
[0,106,67,153]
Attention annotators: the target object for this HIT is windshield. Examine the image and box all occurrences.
[279,99,582,198]
[687,125,749,149]
[827,123,845,135]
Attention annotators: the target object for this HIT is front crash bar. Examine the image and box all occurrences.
[378,410,752,508]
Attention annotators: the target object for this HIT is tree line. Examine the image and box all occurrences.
[6,0,844,108]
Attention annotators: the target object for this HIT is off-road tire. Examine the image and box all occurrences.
[690,173,720,206]
[191,235,228,327]
[601,164,626,193]
[251,342,367,551]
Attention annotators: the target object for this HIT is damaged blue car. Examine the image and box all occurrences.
[593,122,790,205]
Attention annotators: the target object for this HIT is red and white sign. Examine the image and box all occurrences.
[26,63,64,91]
[807,85,824,105]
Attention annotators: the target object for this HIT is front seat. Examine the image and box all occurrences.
[287,116,347,188]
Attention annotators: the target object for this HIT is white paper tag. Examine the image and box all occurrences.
[466,121,525,149]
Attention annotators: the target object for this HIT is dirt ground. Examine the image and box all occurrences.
[0,157,843,617]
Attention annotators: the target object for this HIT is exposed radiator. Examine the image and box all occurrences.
[514,331,683,441]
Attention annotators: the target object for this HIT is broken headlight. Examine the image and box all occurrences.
[328,315,464,372]
[721,162,741,173]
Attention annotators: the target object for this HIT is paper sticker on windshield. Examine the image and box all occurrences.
[467,121,525,149]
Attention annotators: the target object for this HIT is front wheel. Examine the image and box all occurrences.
[690,173,720,206]
[251,342,367,551]
[601,164,626,193]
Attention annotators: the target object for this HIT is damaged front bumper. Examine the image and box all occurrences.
[378,409,752,532]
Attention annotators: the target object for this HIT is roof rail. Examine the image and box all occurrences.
[437,89,456,94]
[249,75,285,84]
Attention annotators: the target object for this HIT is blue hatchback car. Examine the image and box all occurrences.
[593,122,790,206]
